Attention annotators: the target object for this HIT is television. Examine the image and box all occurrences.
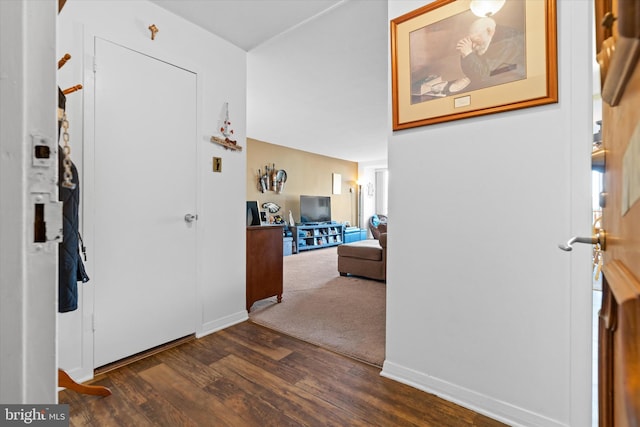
[300,195,331,224]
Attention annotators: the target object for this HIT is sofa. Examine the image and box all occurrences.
[337,233,386,281]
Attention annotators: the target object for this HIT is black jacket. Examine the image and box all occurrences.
[58,147,89,312]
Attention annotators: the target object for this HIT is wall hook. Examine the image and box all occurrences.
[58,53,71,69]
[149,24,159,40]
[62,84,83,95]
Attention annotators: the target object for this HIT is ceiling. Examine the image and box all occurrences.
[149,0,345,52]
[149,0,389,164]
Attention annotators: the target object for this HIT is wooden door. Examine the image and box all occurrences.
[92,38,198,367]
[596,1,640,425]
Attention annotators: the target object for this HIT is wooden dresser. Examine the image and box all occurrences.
[246,225,283,312]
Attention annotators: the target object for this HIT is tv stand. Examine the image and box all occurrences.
[292,223,344,253]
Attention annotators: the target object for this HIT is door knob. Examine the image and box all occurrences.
[558,229,606,251]
[184,213,198,223]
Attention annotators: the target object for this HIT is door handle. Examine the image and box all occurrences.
[558,229,606,251]
[184,213,198,223]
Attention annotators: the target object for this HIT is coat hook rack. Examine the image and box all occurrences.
[149,24,159,40]
[58,369,111,397]
[58,53,71,69]
[55,71,110,399]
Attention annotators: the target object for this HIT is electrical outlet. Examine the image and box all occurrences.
[213,157,222,172]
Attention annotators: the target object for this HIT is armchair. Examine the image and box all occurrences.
[369,214,387,240]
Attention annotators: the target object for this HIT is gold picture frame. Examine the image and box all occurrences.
[391,0,557,130]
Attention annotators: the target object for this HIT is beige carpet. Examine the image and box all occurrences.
[249,246,386,367]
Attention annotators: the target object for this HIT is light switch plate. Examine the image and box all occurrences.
[213,157,222,172]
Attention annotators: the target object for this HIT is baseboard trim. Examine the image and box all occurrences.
[380,360,568,427]
[59,312,249,389]
[197,310,248,338]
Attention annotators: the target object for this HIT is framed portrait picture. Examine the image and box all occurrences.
[391,0,557,130]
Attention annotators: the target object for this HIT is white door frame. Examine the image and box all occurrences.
[0,0,58,403]
[567,3,596,426]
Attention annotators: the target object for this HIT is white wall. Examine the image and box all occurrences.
[384,2,593,426]
[247,0,388,164]
[57,0,247,381]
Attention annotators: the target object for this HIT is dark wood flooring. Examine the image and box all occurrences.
[59,321,507,426]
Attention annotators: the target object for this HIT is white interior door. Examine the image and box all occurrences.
[93,38,198,367]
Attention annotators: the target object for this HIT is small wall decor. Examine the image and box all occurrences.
[257,164,287,193]
[262,202,281,213]
[332,173,342,195]
[391,0,557,129]
[211,102,242,151]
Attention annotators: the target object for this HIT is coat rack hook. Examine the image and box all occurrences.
[58,53,71,69]
[149,24,159,40]
[62,84,83,95]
